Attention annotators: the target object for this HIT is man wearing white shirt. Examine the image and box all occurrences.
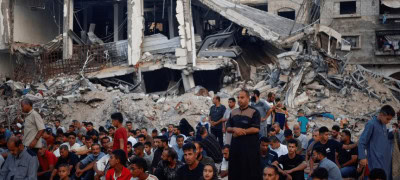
[53,132,81,157]
[128,130,138,146]
[94,142,113,180]
[270,136,288,157]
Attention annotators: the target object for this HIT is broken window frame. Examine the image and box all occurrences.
[333,0,360,18]
[342,35,362,49]
[375,30,400,56]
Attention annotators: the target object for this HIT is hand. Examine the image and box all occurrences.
[261,117,267,122]
[284,169,292,174]
[360,159,368,167]
[233,128,246,137]
[29,139,38,149]
[337,164,342,169]
[96,171,104,177]
[222,118,228,122]
[222,127,226,133]
[76,170,83,177]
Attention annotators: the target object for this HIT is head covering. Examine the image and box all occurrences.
[179,118,194,136]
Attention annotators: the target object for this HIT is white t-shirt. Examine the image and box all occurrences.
[271,144,288,157]
[266,101,274,125]
[128,136,137,146]
[53,142,81,157]
[130,174,159,180]
[96,154,110,180]
[221,157,229,171]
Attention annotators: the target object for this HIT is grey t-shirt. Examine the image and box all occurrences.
[251,99,270,127]
[319,157,342,180]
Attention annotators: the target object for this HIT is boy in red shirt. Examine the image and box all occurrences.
[111,112,128,155]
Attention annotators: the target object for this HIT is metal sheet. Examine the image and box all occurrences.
[382,0,400,8]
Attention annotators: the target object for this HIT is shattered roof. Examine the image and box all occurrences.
[196,0,304,44]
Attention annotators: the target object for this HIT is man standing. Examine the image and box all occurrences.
[0,137,39,179]
[251,90,271,137]
[21,98,45,153]
[274,139,306,180]
[359,105,395,178]
[226,89,261,180]
[177,143,204,180]
[209,96,226,147]
[337,130,358,178]
[223,98,236,145]
[265,92,275,133]
[111,112,128,155]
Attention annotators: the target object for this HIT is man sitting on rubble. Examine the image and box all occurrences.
[94,142,113,180]
[273,123,285,142]
[282,129,302,155]
[38,141,58,180]
[0,137,39,179]
[50,145,80,180]
[75,143,105,180]
[54,132,81,157]
[269,136,288,158]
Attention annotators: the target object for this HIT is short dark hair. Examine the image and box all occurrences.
[297,109,304,114]
[130,157,148,172]
[182,142,196,152]
[21,98,33,107]
[108,126,115,130]
[369,168,387,180]
[287,139,298,147]
[60,144,69,151]
[137,134,146,140]
[112,149,128,166]
[260,136,270,143]
[311,167,328,179]
[269,136,280,143]
[87,122,93,126]
[332,125,340,132]
[55,120,61,123]
[275,97,281,102]
[160,136,168,143]
[267,92,274,98]
[144,141,152,147]
[91,143,101,149]
[176,135,184,140]
[199,126,207,135]
[111,112,124,123]
[223,144,230,150]
[319,126,329,134]
[165,147,178,160]
[313,145,327,156]
[141,128,147,131]
[133,142,144,149]
[161,128,167,132]
[130,130,136,135]
[68,132,77,138]
[239,89,250,97]
[215,96,221,102]
[253,90,260,97]
[152,129,158,133]
[126,121,132,124]
[269,128,276,132]
[69,125,75,129]
[380,105,395,117]
[265,165,279,174]
[228,98,236,102]
[58,163,70,170]
[101,136,110,142]
[127,141,132,146]
[342,129,351,138]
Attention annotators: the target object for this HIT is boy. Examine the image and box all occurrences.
[297,109,309,135]
[58,164,71,180]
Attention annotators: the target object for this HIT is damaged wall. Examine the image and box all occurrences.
[13,0,60,44]
[0,52,13,78]
[0,0,11,50]
[320,0,400,65]
[267,0,308,23]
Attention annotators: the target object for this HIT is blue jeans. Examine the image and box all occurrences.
[340,166,357,178]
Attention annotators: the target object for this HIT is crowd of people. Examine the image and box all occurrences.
[0,89,398,180]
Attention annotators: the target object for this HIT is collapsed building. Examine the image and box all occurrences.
[1,0,400,138]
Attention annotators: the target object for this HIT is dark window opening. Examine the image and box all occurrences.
[340,1,357,15]
[142,68,182,93]
[278,10,295,20]
[89,73,138,92]
[193,70,223,93]
[250,4,268,12]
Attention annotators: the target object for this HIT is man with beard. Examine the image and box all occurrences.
[226,89,261,180]
[313,145,341,180]
[75,143,105,179]
[194,141,214,166]
[222,98,236,145]
[154,148,184,180]
[251,90,271,137]
[177,143,204,180]
[151,136,169,173]
[220,144,230,179]
[259,137,278,170]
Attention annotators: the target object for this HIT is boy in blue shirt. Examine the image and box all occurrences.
[297,109,309,135]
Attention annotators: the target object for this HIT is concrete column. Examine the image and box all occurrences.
[63,0,74,60]
[114,2,124,42]
[176,0,196,66]
[168,1,175,39]
[127,0,144,65]
[181,71,195,91]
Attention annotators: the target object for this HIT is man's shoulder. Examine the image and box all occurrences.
[25,148,37,157]
[268,149,279,157]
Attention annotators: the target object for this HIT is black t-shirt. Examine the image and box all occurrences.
[312,140,340,162]
[278,154,305,180]
[209,105,226,129]
[338,141,358,167]
[260,149,279,169]
[55,152,79,174]
[176,163,204,180]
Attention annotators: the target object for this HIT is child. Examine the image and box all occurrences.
[58,164,71,180]
[196,115,211,141]
[274,98,289,130]
[297,109,309,135]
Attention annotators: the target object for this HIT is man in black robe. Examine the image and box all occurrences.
[226,89,261,180]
